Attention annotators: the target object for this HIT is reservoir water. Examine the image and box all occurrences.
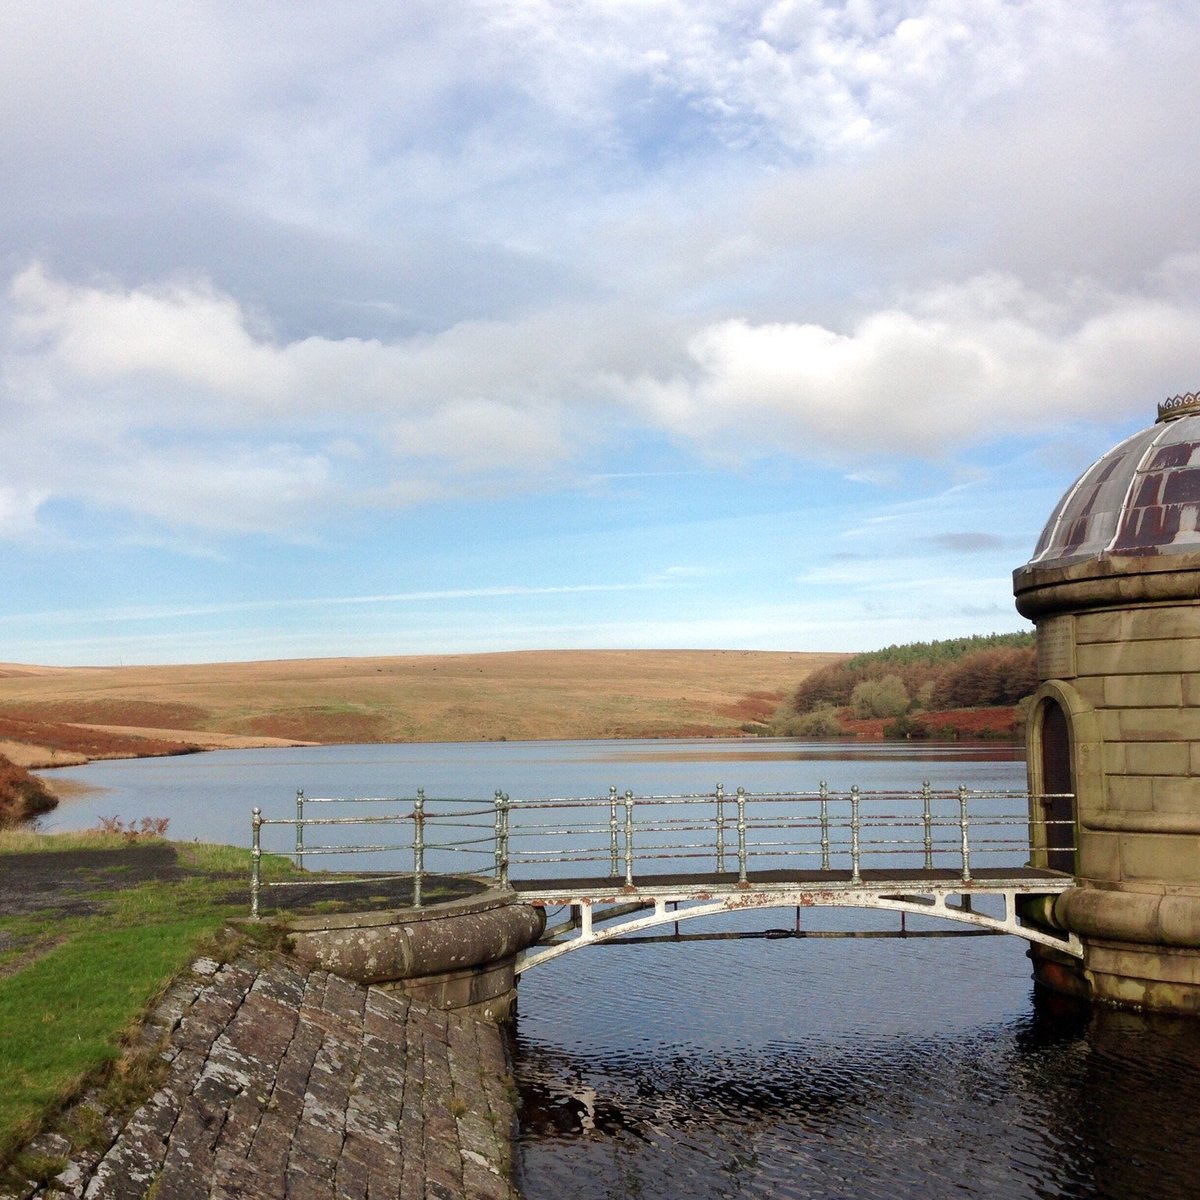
[42,739,1200,1199]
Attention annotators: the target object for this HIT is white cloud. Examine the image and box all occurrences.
[4,255,1199,539]
[0,265,637,532]
[0,485,46,539]
[630,274,1200,460]
[10,265,287,406]
[388,400,569,474]
[467,0,1132,158]
[2,3,1198,552]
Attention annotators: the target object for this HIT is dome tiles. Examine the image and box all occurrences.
[1027,392,1200,572]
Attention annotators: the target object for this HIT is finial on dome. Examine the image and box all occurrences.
[1157,391,1200,422]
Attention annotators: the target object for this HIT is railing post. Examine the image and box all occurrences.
[922,779,933,870]
[623,790,635,888]
[959,785,971,884]
[736,786,748,885]
[294,789,304,869]
[251,807,262,919]
[494,790,510,887]
[850,785,861,884]
[819,780,830,871]
[413,789,425,908]
[609,786,619,877]
[716,782,726,874]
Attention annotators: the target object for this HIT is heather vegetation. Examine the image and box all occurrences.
[0,755,57,827]
[769,632,1037,739]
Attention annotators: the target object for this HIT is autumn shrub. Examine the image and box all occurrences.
[0,756,57,828]
[930,647,1038,708]
[882,715,930,739]
[849,675,910,718]
[792,707,845,738]
[95,816,171,841]
[792,633,1036,715]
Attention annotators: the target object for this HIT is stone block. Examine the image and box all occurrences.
[1106,776,1154,813]
[1087,939,1200,986]
[1151,776,1200,814]
[1117,707,1200,741]
[1104,674,1184,707]
[1078,638,1200,676]
[1125,741,1191,776]
[1074,609,1126,644]
[1097,710,1123,742]
[1121,606,1200,643]
[1103,742,1127,775]
[1079,833,1123,884]
[1071,675,1106,706]
[1120,833,1200,885]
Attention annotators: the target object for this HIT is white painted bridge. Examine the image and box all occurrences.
[251,783,1081,969]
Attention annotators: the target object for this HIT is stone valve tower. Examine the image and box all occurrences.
[1015,390,1200,1013]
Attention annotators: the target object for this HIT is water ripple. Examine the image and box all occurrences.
[514,936,1200,1200]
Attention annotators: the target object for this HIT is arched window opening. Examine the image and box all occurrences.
[1039,698,1076,874]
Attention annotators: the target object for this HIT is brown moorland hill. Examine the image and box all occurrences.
[0,649,843,767]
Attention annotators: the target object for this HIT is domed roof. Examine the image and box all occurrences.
[1027,392,1200,571]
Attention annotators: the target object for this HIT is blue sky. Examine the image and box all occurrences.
[2,1,1198,666]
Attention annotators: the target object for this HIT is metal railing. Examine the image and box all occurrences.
[249,783,1075,917]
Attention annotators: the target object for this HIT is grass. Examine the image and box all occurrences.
[0,835,296,1167]
[0,829,152,854]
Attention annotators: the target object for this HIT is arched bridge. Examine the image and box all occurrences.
[251,783,1081,970]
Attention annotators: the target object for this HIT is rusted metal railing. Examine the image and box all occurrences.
[249,784,1076,918]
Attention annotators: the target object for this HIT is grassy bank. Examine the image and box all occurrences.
[0,833,290,1174]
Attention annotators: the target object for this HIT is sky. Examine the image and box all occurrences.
[2,0,1199,666]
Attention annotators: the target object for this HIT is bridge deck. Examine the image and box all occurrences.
[512,865,1072,903]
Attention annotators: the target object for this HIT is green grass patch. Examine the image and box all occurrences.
[0,834,300,1165]
[0,921,213,1151]
[0,830,137,853]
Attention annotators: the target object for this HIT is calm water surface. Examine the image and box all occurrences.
[41,740,1200,1199]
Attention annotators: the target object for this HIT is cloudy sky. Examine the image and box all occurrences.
[2,1,1198,666]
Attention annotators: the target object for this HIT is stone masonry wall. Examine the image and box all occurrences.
[1050,605,1200,888]
[3,954,519,1200]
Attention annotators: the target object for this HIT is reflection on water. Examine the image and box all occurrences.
[594,740,1025,765]
[513,930,1200,1199]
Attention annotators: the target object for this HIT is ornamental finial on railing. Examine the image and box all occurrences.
[1157,391,1200,422]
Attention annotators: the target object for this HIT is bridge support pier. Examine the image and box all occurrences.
[284,889,545,1021]
[1027,886,1200,1014]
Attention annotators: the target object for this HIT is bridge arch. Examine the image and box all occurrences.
[516,889,1082,973]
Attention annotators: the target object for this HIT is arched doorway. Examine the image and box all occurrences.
[1039,697,1076,873]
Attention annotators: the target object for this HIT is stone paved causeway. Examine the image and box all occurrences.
[6,955,519,1200]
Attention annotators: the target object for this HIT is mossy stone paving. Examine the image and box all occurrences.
[261,869,490,916]
[0,845,189,918]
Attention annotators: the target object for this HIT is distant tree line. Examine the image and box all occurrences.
[769,631,1037,737]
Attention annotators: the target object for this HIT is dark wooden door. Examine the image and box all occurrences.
[1040,699,1076,873]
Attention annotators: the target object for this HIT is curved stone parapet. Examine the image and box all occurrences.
[1052,886,1200,949]
[1025,884,1200,1012]
[1014,552,1200,620]
[284,888,546,1020]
